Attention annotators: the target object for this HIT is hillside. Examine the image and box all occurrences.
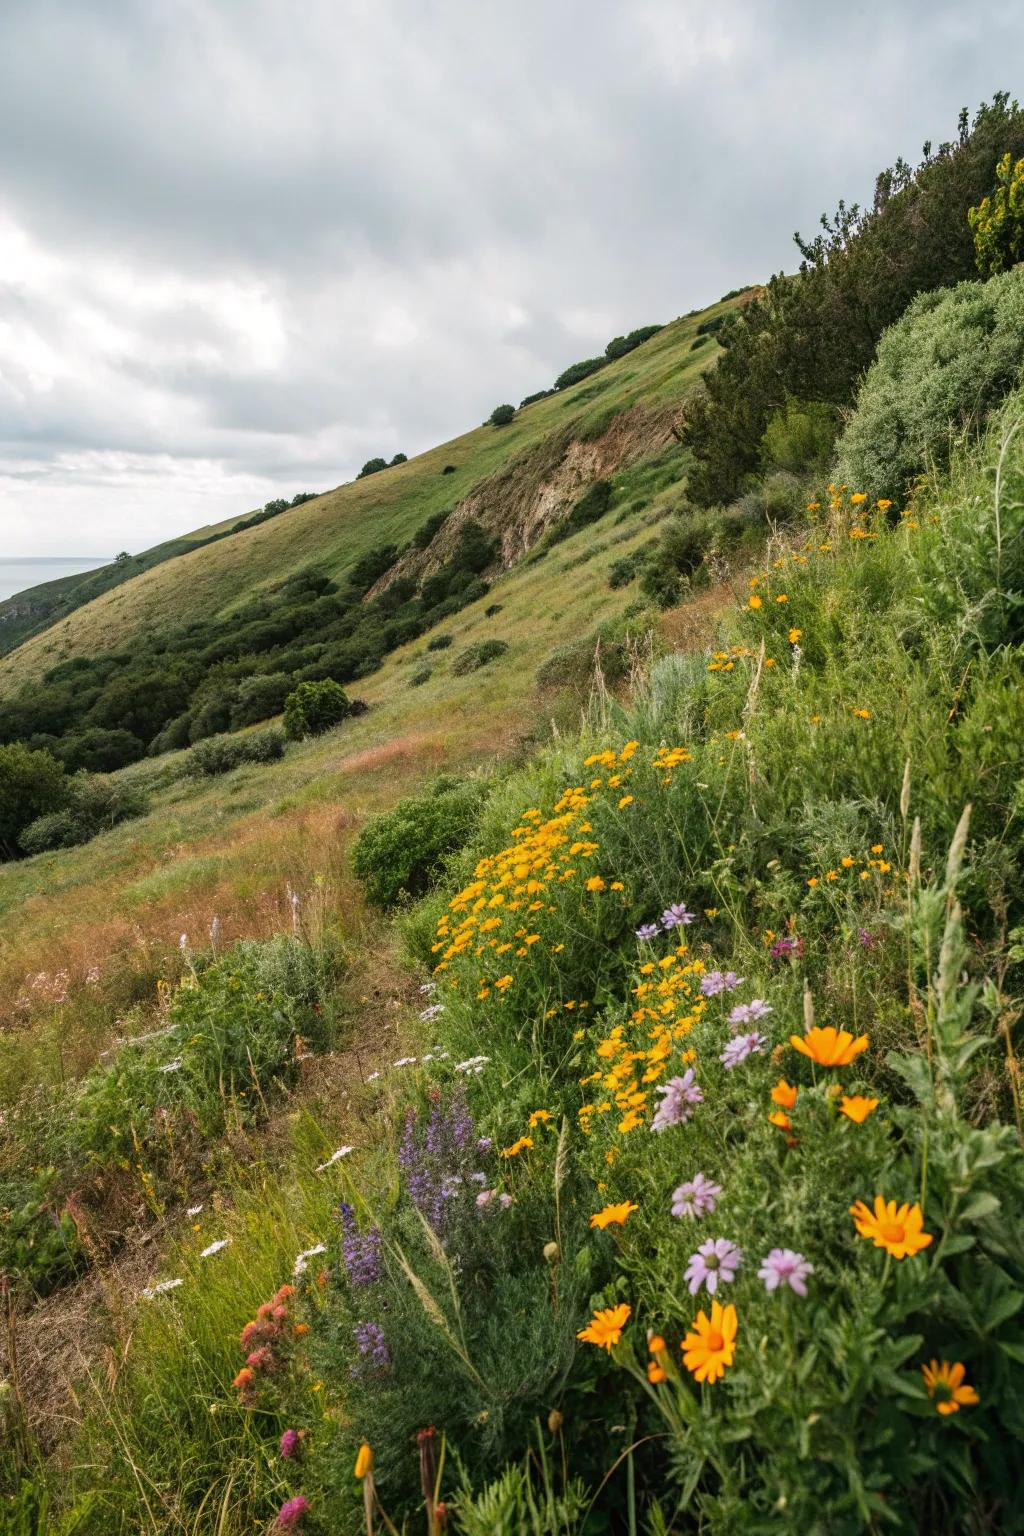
[0,300,739,690]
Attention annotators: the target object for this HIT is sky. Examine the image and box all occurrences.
[0,0,1020,557]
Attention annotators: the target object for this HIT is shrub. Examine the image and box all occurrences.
[230,672,292,728]
[451,639,509,676]
[410,667,432,687]
[357,457,389,479]
[759,398,840,476]
[442,464,456,474]
[0,1167,84,1295]
[413,509,452,549]
[57,727,145,773]
[489,404,516,427]
[969,151,1024,275]
[186,728,286,777]
[426,633,453,652]
[390,452,408,466]
[520,389,554,408]
[18,772,149,854]
[283,680,351,740]
[834,266,1024,499]
[351,777,489,907]
[0,743,67,860]
[553,357,606,391]
[484,603,503,618]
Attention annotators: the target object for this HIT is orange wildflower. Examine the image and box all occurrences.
[790,1026,869,1067]
[849,1196,933,1258]
[921,1359,979,1416]
[682,1300,737,1384]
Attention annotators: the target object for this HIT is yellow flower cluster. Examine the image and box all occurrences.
[805,843,898,889]
[579,949,706,1136]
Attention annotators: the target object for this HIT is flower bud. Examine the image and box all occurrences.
[547,1408,563,1434]
[543,1240,560,1263]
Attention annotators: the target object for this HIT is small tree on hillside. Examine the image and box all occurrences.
[489,404,516,427]
[283,679,351,740]
[0,743,68,860]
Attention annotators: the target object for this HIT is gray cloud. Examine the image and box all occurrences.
[0,0,1018,554]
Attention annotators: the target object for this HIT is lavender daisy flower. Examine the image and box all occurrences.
[660,902,695,930]
[758,1248,814,1297]
[720,1031,767,1069]
[635,922,661,941]
[685,1237,743,1295]
[671,1172,722,1219]
[727,998,773,1029]
[651,1069,703,1132]
[699,969,745,997]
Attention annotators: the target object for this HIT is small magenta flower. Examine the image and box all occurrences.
[720,1032,766,1069]
[660,902,695,929]
[280,1428,300,1459]
[699,970,744,996]
[671,1173,722,1219]
[758,1248,814,1297]
[651,1069,704,1132]
[685,1238,742,1295]
[635,922,661,941]
[276,1495,310,1528]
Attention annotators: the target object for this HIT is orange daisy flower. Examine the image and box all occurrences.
[771,1078,798,1109]
[921,1359,979,1415]
[849,1196,933,1258]
[590,1201,638,1230]
[790,1026,869,1067]
[682,1299,737,1384]
[577,1302,631,1351]
[839,1094,879,1124]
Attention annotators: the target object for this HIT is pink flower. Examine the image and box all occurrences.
[720,1032,766,1069]
[671,1173,722,1219]
[280,1428,300,1459]
[276,1495,310,1528]
[684,1238,743,1295]
[757,1247,814,1297]
[651,1070,703,1132]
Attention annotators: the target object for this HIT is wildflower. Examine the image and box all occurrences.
[769,935,803,960]
[921,1359,979,1416]
[771,1078,798,1109]
[748,595,762,610]
[352,1321,390,1375]
[293,1244,327,1277]
[200,1238,232,1259]
[849,1197,933,1258]
[700,969,744,996]
[233,1366,255,1390]
[720,1032,766,1069]
[275,1496,311,1529]
[280,1429,301,1458]
[660,903,695,929]
[684,1238,743,1295]
[682,1299,737,1383]
[727,999,772,1027]
[355,1441,374,1478]
[852,707,871,721]
[647,1359,666,1383]
[528,1109,552,1127]
[577,1302,631,1351]
[877,499,893,510]
[590,1201,638,1230]
[775,593,788,603]
[338,1204,383,1286]
[186,1204,203,1217]
[839,1095,879,1124]
[671,1173,721,1219]
[788,628,802,644]
[618,795,634,808]
[790,1026,868,1067]
[758,1248,813,1296]
[500,1135,534,1158]
[586,876,606,892]
[141,1277,184,1299]
[651,1069,703,1131]
[850,492,867,505]
[768,1109,791,1131]
[315,1146,354,1173]
[455,1054,490,1074]
[393,1056,418,1068]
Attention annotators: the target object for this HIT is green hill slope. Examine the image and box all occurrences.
[0,296,744,691]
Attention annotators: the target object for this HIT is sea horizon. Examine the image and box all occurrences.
[0,554,111,603]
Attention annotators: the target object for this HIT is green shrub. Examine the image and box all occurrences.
[0,743,67,859]
[410,667,432,687]
[230,672,292,727]
[553,357,605,391]
[426,633,453,652]
[968,150,1024,275]
[19,772,149,854]
[0,1167,84,1295]
[414,509,452,549]
[186,727,286,777]
[351,777,489,907]
[489,404,516,427]
[357,457,389,478]
[56,727,145,773]
[451,639,509,676]
[759,398,840,475]
[835,266,1024,500]
[283,680,351,740]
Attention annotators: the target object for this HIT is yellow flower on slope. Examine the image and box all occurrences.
[790,1026,868,1067]
[921,1359,979,1416]
[849,1196,933,1258]
[354,1442,373,1478]
[577,1302,631,1351]
[682,1300,737,1384]
[590,1200,637,1230]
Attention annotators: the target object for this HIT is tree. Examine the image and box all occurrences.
[389,453,408,466]
[489,404,516,427]
[0,743,67,860]
[969,151,1024,275]
[357,458,389,479]
[283,679,351,740]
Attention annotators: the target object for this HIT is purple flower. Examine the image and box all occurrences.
[769,935,804,960]
[671,1173,722,1219]
[276,1496,310,1529]
[635,922,661,941]
[660,903,695,930]
[727,999,773,1030]
[758,1248,814,1297]
[699,970,744,997]
[651,1069,703,1132]
[280,1428,300,1459]
[720,1032,767,1069]
[351,1320,389,1376]
[685,1238,743,1295]
[476,1188,513,1209]
[399,1094,479,1231]
[858,927,880,949]
[338,1203,382,1286]
[477,1136,493,1152]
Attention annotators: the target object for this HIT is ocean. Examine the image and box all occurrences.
[0,556,110,603]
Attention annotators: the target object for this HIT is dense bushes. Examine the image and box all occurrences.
[351,776,490,906]
[834,265,1024,498]
[489,403,516,426]
[19,772,149,854]
[0,743,67,860]
[283,680,351,740]
[551,325,663,394]
[684,94,1024,505]
[451,638,509,675]
[186,727,286,776]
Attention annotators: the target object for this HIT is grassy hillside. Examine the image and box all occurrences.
[0,299,740,689]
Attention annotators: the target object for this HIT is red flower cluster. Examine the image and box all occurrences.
[233,1283,300,1402]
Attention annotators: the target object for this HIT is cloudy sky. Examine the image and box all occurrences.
[0,0,1019,556]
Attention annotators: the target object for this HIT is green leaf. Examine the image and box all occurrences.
[960,1191,1001,1222]
[985,1290,1024,1331]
